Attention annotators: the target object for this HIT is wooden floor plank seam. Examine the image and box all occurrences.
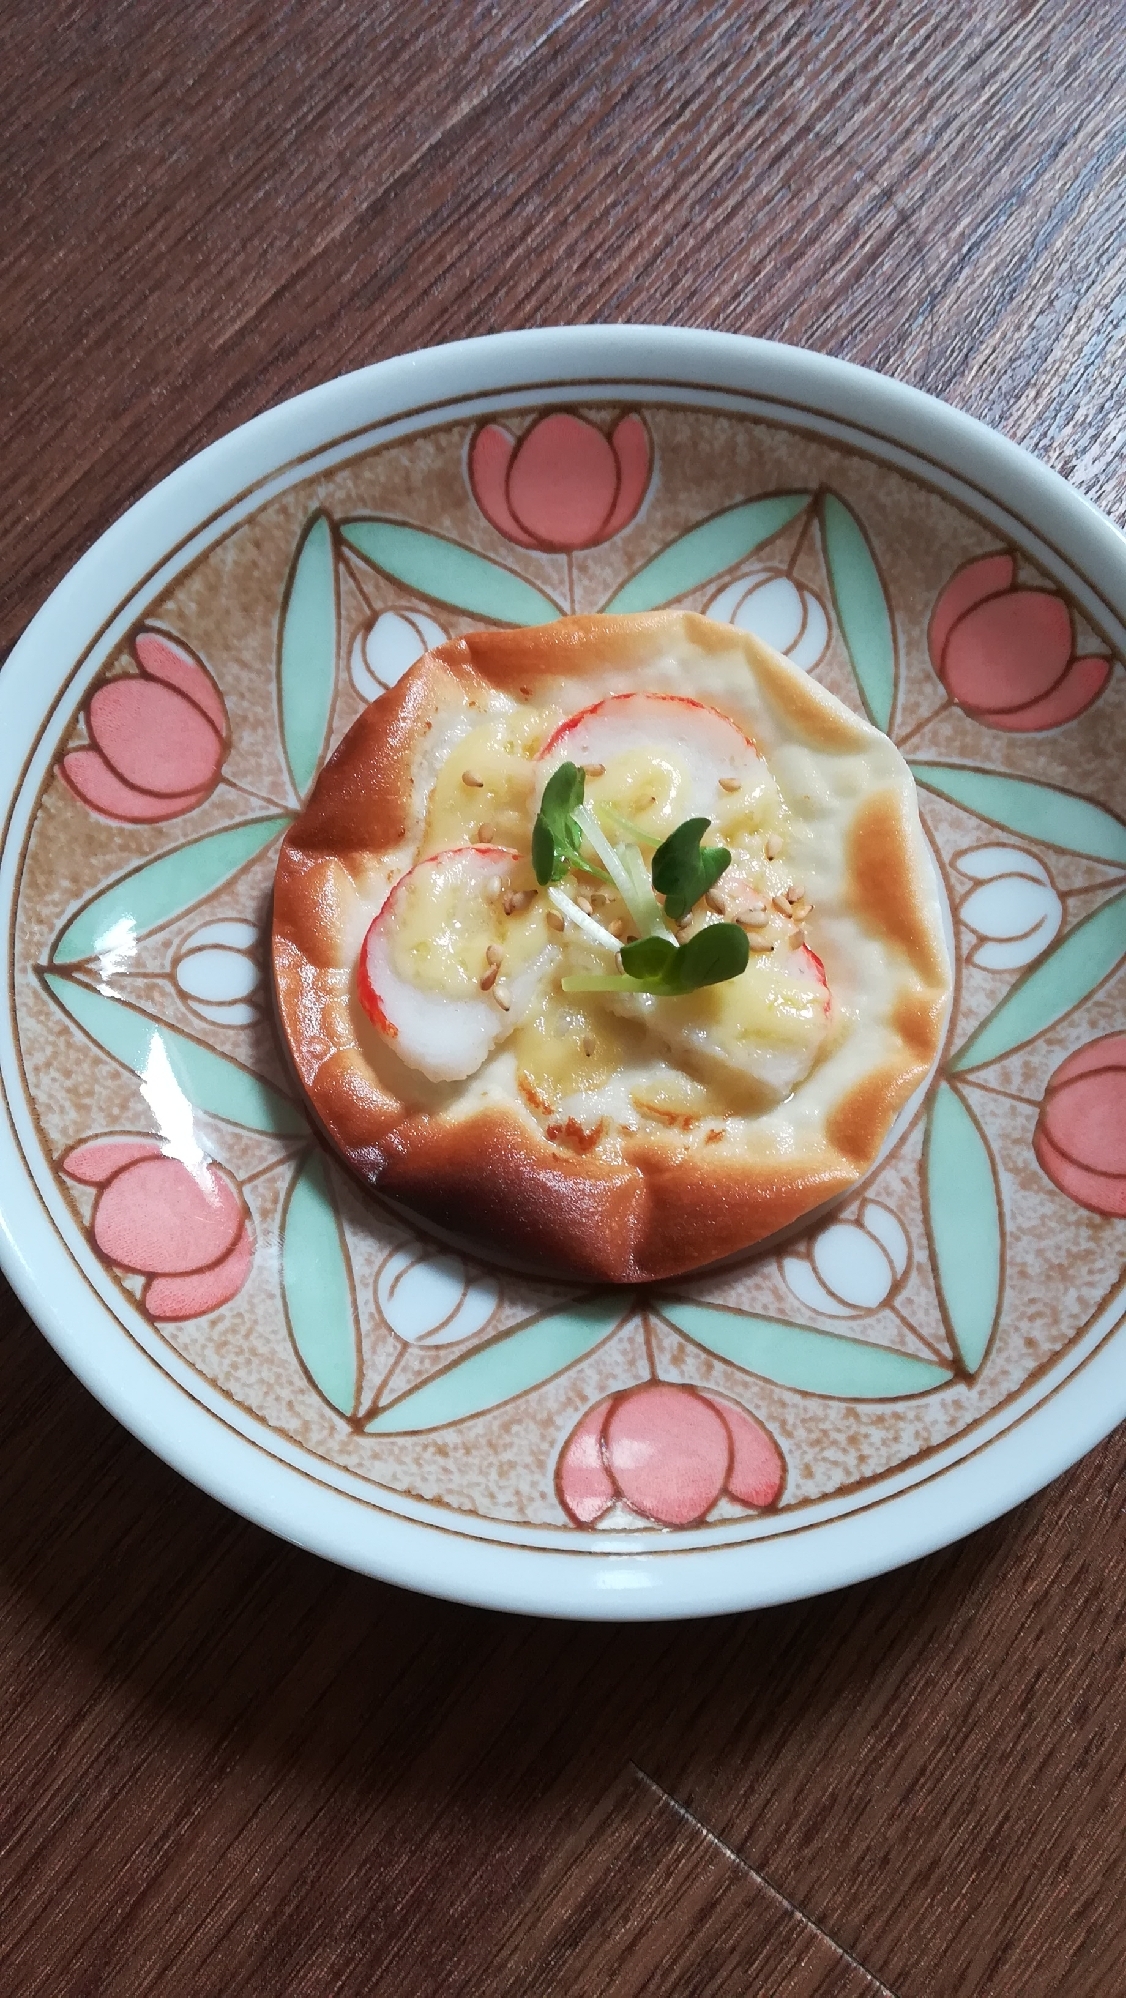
[630,1765,903,1998]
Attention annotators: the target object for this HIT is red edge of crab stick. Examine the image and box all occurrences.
[537,692,759,760]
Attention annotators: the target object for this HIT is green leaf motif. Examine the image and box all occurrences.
[281,1151,359,1415]
[655,1300,951,1397]
[43,974,307,1136]
[602,494,809,614]
[950,890,1126,1073]
[365,1292,628,1434]
[911,764,1126,867]
[341,520,561,626]
[923,1084,1002,1374]
[279,511,339,801]
[52,816,292,965]
[819,493,896,731]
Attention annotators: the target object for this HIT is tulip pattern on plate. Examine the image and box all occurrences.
[61,1137,253,1320]
[173,919,264,1028]
[60,629,230,823]
[929,552,1111,731]
[954,846,1063,972]
[557,1382,785,1528]
[350,608,447,701]
[14,392,1126,1542]
[469,411,653,552]
[375,1246,500,1347]
[706,570,830,672]
[1034,1036,1126,1218]
[781,1203,911,1320]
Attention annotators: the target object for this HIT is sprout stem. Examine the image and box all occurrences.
[601,806,660,846]
[574,804,671,939]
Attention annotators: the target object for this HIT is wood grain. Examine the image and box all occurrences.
[2,0,1126,1990]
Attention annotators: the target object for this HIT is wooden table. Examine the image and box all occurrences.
[3,4,1124,1990]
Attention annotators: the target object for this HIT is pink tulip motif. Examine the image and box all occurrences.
[62,1136,253,1319]
[556,1381,785,1528]
[1033,1036,1126,1218]
[928,553,1111,732]
[468,411,653,552]
[59,629,230,823]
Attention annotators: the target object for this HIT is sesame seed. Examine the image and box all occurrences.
[719,776,741,793]
[486,943,503,966]
[479,965,498,991]
[765,833,783,860]
[705,889,727,914]
[740,908,769,929]
[609,918,625,937]
[546,910,565,932]
[485,876,502,901]
[582,762,605,778]
[576,894,593,915]
[789,927,806,949]
[507,888,536,913]
[476,822,495,842]
[786,881,804,904]
[461,770,484,788]
[791,899,813,921]
[772,892,794,916]
[492,979,511,1010]
[582,1034,596,1056]
[748,935,775,952]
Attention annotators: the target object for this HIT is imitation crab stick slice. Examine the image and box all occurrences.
[536,693,762,826]
[615,939,832,1107]
[358,845,559,1083]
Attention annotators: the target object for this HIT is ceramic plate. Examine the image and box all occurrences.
[4,327,1125,1620]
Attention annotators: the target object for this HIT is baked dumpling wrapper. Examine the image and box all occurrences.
[272,612,950,1281]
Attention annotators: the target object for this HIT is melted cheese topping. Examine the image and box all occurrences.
[385,849,544,996]
[421,710,550,854]
[360,691,843,1136]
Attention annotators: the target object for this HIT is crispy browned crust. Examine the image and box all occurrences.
[272,613,949,1281]
[276,650,489,880]
[847,789,949,990]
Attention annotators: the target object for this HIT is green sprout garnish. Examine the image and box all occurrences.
[532,762,666,931]
[651,817,731,922]
[562,925,749,997]
[532,762,587,884]
[534,771,748,997]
